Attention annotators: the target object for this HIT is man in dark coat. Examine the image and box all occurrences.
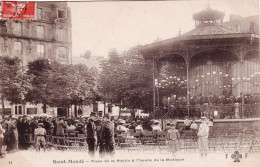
[86,112,97,156]
[94,118,102,151]
[42,118,51,135]
[30,118,38,140]
[100,113,115,157]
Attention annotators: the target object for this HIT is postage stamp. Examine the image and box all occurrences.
[1,1,36,20]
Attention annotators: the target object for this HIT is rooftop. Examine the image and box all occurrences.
[183,24,235,36]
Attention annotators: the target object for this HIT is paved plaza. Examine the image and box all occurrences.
[0,147,259,167]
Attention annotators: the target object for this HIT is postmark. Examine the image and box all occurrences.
[1,1,36,20]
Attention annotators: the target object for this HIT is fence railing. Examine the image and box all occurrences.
[151,104,260,119]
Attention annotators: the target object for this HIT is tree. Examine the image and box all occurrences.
[48,63,97,116]
[98,49,124,108]
[11,66,32,107]
[98,47,154,117]
[0,56,31,115]
[81,50,92,59]
[27,59,98,115]
[68,64,97,116]
[119,48,154,115]
[46,61,71,108]
[26,59,52,113]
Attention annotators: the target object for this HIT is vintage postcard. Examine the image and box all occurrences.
[0,0,259,167]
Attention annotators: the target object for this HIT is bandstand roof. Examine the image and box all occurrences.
[140,33,259,58]
[140,8,259,60]
[183,24,234,36]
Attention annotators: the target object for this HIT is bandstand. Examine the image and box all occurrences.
[140,8,259,120]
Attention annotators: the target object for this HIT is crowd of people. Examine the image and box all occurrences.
[167,94,260,106]
[0,112,211,158]
[0,112,117,157]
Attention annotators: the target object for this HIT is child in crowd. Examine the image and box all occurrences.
[167,123,180,154]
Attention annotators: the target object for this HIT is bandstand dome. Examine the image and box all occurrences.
[185,8,234,36]
[193,8,224,22]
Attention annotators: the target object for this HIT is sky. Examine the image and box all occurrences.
[68,0,259,57]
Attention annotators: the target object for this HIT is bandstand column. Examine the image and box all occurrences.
[240,60,245,118]
[186,62,190,117]
[152,55,156,111]
[238,45,247,119]
[156,60,160,106]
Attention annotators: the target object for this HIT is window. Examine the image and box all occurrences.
[37,44,45,57]
[37,25,45,38]
[14,41,22,55]
[27,108,37,114]
[57,28,66,41]
[58,10,66,19]
[37,8,43,19]
[13,22,22,35]
[15,105,22,115]
[58,47,67,58]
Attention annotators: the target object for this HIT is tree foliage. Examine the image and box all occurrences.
[26,59,97,113]
[0,56,31,113]
[48,63,97,107]
[98,47,154,113]
[26,59,52,112]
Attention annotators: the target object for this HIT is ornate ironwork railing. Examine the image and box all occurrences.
[151,104,260,119]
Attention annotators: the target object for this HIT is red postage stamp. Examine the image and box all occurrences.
[1,1,36,20]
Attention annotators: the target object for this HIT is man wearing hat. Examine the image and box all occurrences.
[94,118,103,152]
[165,122,171,131]
[135,123,143,132]
[34,123,46,151]
[100,113,115,157]
[197,117,209,157]
[116,120,127,133]
[86,112,97,156]
[152,120,162,133]
[184,116,191,130]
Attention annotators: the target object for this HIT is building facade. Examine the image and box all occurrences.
[0,2,72,116]
[0,2,72,65]
[222,15,259,34]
